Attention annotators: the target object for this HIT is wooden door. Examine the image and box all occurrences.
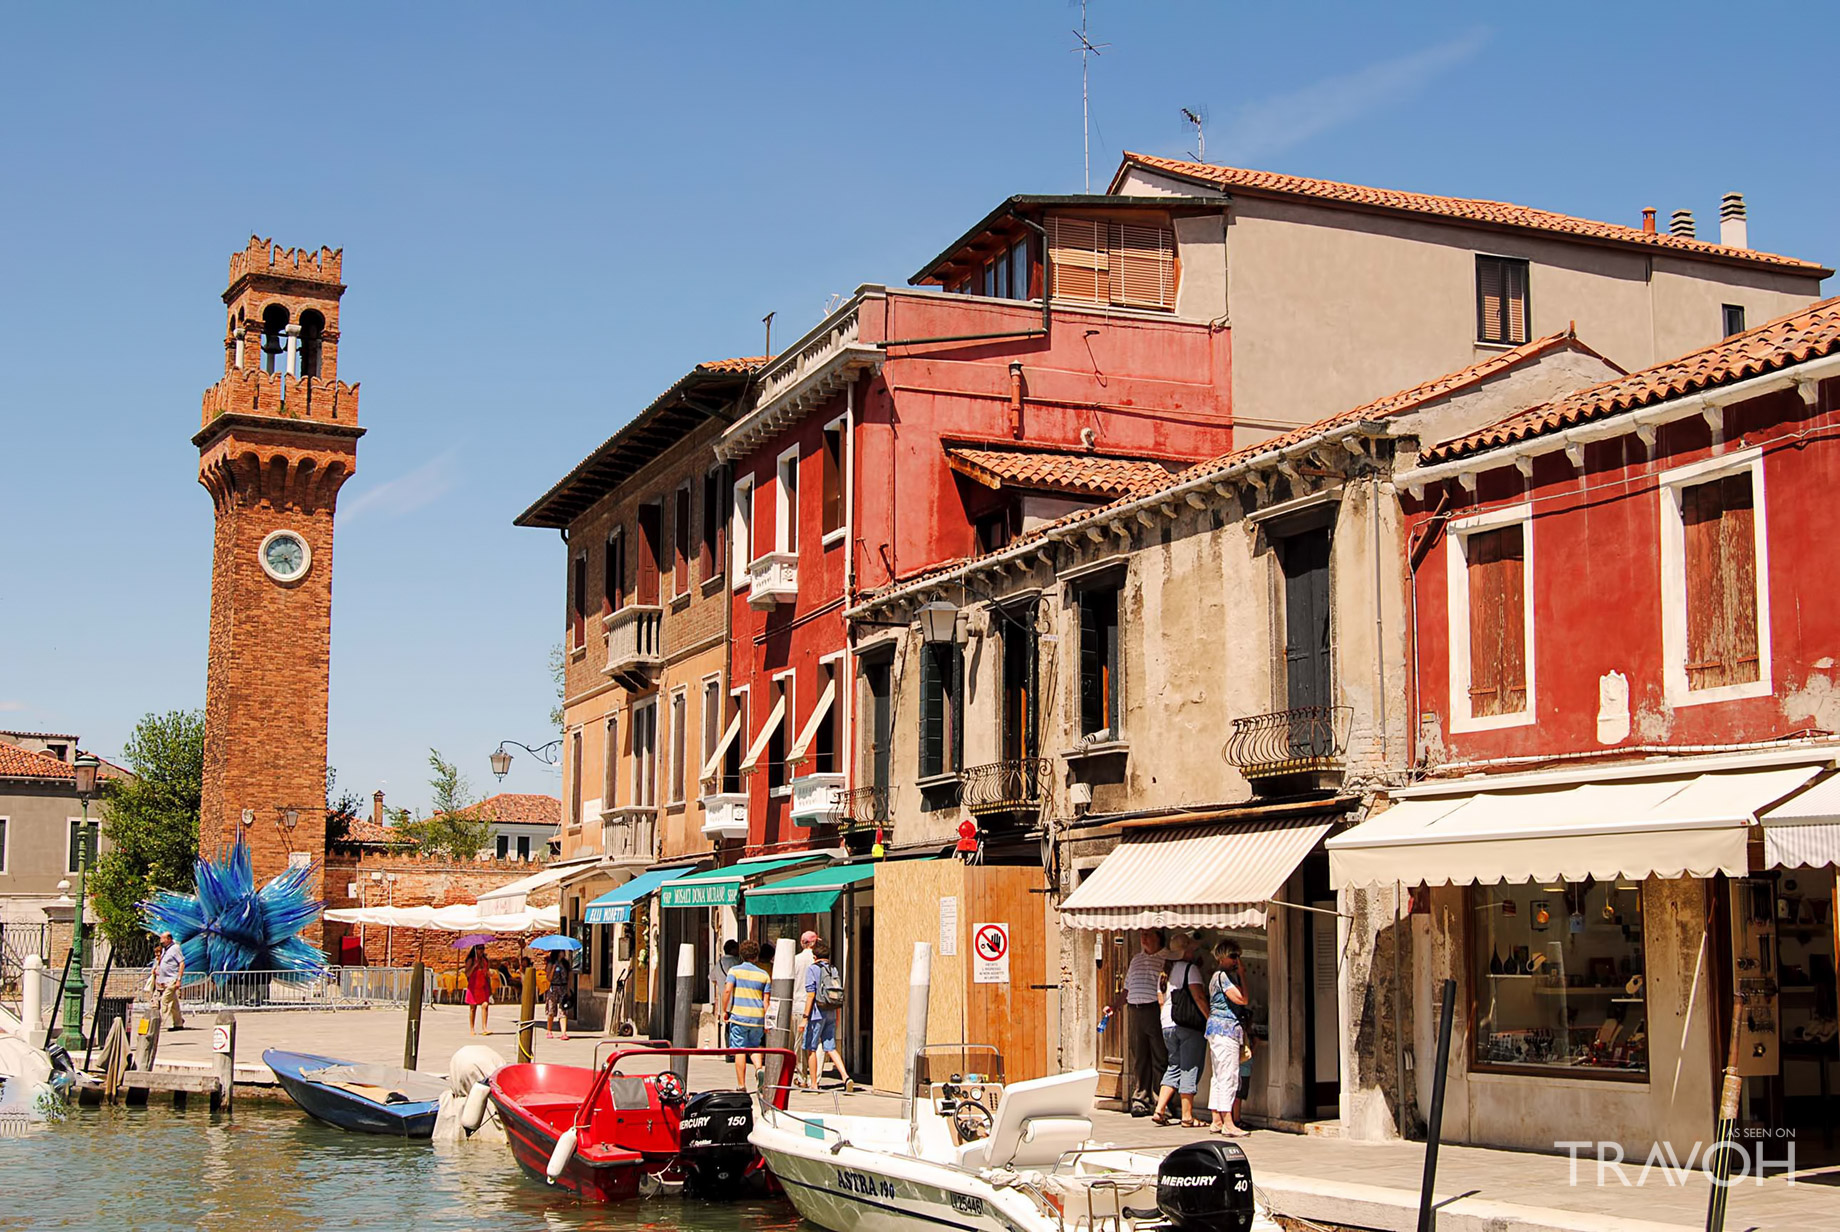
[1281,527,1332,713]
[637,503,662,605]
[964,865,1053,1081]
[1096,930,1128,1100]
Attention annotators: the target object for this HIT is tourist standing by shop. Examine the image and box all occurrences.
[1107,928,1167,1115]
[153,931,186,1030]
[792,931,819,1086]
[544,948,574,1040]
[800,938,855,1092]
[464,944,492,1036]
[1151,932,1208,1127]
[720,939,771,1088]
[1205,939,1251,1136]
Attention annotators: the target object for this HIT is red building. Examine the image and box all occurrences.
[706,195,1240,861]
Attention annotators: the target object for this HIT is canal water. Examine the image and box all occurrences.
[3,1105,805,1232]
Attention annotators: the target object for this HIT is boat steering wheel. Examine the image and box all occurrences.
[952,1097,993,1142]
[654,1071,686,1106]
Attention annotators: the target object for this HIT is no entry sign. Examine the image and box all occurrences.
[972,922,1010,985]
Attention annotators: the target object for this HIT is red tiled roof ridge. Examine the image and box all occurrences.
[0,740,77,779]
[425,792,562,827]
[944,444,1185,499]
[1116,152,1830,274]
[1421,295,1840,465]
[697,356,769,373]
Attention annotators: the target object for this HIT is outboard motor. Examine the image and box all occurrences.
[1156,1140,1256,1232]
[677,1090,756,1195]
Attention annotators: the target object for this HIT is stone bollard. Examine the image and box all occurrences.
[20,955,43,1038]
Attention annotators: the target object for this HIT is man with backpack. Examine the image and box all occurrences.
[801,938,855,1092]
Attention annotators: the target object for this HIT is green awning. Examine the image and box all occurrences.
[658,854,825,909]
[744,862,878,917]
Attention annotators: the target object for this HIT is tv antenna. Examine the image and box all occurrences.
[1180,107,1207,162]
[1070,1,1110,192]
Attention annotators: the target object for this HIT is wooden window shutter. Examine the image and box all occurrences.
[571,555,587,647]
[1504,260,1528,343]
[1683,474,1760,690]
[1050,216,1107,304]
[1111,223,1175,309]
[948,643,964,773]
[920,643,945,777]
[1466,525,1526,716]
[1477,257,1505,342]
[821,428,843,535]
[674,486,691,597]
[637,504,661,605]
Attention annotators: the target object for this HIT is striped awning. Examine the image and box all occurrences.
[1760,773,1840,869]
[1059,818,1335,931]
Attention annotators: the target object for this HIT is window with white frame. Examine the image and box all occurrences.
[702,676,722,775]
[631,698,658,808]
[1659,449,1770,706]
[602,714,618,811]
[0,817,8,873]
[776,447,800,555]
[569,729,583,824]
[768,672,795,793]
[669,687,689,805]
[496,834,509,859]
[732,474,754,581]
[1447,503,1536,731]
[69,818,87,873]
[821,418,846,542]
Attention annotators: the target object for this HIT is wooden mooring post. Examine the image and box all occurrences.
[403,960,425,1070]
[211,1011,237,1115]
[519,968,537,1063]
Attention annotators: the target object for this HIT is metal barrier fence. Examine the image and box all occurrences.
[91,966,435,1011]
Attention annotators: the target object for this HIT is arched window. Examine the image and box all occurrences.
[261,304,291,374]
[298,309,325,378]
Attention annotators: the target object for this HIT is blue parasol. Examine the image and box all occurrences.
[528,934,582,952]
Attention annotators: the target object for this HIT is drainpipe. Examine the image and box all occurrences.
[844,380,857,800]
[1008,362,1025,440]
[1371,473,1386,763]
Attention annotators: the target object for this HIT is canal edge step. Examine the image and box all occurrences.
[1258,1169,1696,1232]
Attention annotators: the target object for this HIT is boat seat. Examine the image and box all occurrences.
[955,1069,1098,1170]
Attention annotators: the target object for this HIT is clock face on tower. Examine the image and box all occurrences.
[259,529,311,582]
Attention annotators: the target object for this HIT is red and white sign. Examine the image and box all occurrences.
[210,1025,232,1054]
[972,922,1010,985]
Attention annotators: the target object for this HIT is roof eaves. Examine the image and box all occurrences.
[908,193,1228,286]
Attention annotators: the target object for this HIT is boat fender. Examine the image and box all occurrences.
[460,1082,491,1133]
[546,1126,579,1182]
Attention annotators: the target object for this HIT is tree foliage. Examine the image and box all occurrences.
[89,709,205,946]
[398,748,493,859]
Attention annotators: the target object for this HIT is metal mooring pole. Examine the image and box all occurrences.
[1415,978,1457,1232]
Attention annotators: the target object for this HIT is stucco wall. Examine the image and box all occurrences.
[0,782,103,917]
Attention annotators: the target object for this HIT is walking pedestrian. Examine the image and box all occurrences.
[1106,928,1167,1115]
[544,948,574,1040]
[792,931,818,1086]
[1150,932,1207,1127]
[720,939,771,1088]
[464,943,492,1036]
[153,931,186,1030]
[801,939,855,1092]
[1205,939,1251,1137]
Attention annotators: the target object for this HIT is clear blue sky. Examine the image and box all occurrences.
[3,3,1832,815]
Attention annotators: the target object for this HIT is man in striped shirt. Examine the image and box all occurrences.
[1108,928,1168,1114]
[721,938,772,1088]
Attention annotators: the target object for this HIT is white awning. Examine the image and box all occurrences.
[475,856,598,912]
[1058,817,1337,931]
[1329,761,1827,889]
[699,710,744,781]
[1760,773,1840,869]
[788,678,837,761]
[738,692,786,773]
[322,903,561,933]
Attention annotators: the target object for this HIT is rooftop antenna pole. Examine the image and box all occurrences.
[1070,2,1109,192]
[1181,107,1206,162]
[762,310,775,359]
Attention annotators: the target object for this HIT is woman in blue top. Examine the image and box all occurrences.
[1206,939,1251,1137]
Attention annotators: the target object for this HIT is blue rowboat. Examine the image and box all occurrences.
[263,1048,446,1138]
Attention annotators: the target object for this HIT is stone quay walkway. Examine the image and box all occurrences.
[137,1005,1835,1232]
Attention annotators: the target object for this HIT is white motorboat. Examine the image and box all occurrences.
[750,1047,1275,1232]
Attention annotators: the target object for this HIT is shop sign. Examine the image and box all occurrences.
[662,881,738,909]
[939,897,958,956]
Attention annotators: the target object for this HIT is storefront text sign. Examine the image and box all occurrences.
[973,922,1009,984]
[939,897,959,956]
[662,881,738,909]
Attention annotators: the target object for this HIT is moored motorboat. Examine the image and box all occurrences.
[489,1044,794,1201]
[263,1048,447,1137]
[751,1046,1276,1232]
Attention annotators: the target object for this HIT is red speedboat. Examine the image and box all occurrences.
[489,1045,796,1201]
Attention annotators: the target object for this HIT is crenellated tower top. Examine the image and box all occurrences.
[202,235,358,430]
[228,235,344,287]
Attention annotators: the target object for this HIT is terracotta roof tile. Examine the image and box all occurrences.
[1116,153,1830,274]
[0,741,76,779]
[696,356,770,373]
[335,817,413,847]
[1422,297,1840,465]
[448,792,562,828]
[944,445,1186,499]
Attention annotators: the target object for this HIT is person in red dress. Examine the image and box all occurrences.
[464,944,493,1035]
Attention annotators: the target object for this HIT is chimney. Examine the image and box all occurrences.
[373,789,385,826]
[1641,208,1657,233]
[1720,192,1748,249]
[1670,209,1696,239]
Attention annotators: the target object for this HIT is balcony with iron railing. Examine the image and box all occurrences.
[747,553,798,610]
[603,604,663,687]
[1224,705,1352,787]
[837,785,893,832]
[789,772,845,827]
[600,805,657,865]
[960,757,1052,817]
[699,789,748,841]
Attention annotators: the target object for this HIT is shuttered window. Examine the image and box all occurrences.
[1476,255,1530,344]
[700,467,723,581]
[1465,524,1528,717]
[1078,581,1122,736]
[919,642,963,778]
[674,484,692,598]
[570,554,588,648]
[821,422,844,537]
[1049,216,1176,311]
[604,530,624,614]
[1681,473,1760,691]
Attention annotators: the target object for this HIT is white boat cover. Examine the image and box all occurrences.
[1328,761,1825,889]
[1058,818,1335,931]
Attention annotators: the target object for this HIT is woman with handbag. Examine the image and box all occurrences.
[1150,932,1209,1126]
[1206,939,1252,1137]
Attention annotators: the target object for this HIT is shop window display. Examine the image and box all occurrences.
[1471,878,1648,1075]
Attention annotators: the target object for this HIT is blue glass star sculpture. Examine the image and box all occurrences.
[141,835,324,975]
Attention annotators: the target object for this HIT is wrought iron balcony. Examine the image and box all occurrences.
[602,604,663,688]
[747,552,799,610]
[699,792,748,841]
[960,757,1052,817]
[599,805,656,865]
[838,785,893,831]
[1225,706,1352,782]
[789,772,845,827]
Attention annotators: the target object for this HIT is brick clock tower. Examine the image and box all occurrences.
[195,237,362,909]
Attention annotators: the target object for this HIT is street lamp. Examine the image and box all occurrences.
[489,739,562,782]
[916,600,962,645]
[57,753,101,1050]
